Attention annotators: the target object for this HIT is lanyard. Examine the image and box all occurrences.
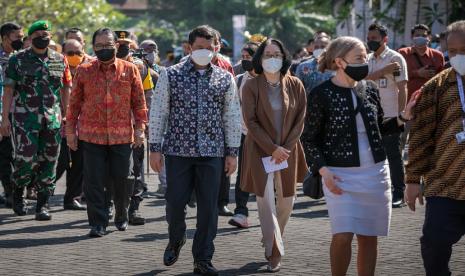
[458,74,465,113]
[456,74,465,131]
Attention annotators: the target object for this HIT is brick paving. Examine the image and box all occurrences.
[1,171,464,276]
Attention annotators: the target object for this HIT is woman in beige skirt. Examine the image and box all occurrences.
[240,38,307,272]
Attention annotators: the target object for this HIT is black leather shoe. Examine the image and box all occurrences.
[35,207,52,221]
[194,261,219,275]
[129,211,145,225]
[392,195,405,208]
[218,205,234,216]
[64,199,86,210]
[115,221,128,231]
[89,226,107,238]
[163,238,186,266]
[13,188,27,216]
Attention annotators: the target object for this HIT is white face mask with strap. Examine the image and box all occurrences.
[450,54,465,76]
[262,57,282,74]
[191,49,214,66]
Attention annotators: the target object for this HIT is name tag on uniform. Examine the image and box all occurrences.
[379,78,387,88]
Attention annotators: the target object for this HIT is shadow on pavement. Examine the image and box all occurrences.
[0,219,88,235]
[293,199,326,210]
[291,209,328,219]
[132,269,167,275]
[215,261,269,275]
[0,235,88,248]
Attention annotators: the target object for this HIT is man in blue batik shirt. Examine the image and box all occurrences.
[296,35,333,94]
[149,25,241,275]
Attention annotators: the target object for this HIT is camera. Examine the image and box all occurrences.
[131,49,147,60]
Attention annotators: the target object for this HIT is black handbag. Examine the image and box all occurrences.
[302,170,324,199]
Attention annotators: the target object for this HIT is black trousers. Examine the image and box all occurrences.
[131,145,145,201]
[382,132,405,198]
[55,138,84,204]
[218,161,230,208]
[0,136,13,197]
[82,142,131,227]
[234,134,249,216]
[421,196,465,276]
[165,155,222,262]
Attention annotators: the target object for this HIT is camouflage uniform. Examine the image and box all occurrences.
[4,48,71,195]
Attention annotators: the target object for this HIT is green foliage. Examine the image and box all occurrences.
[449,0,465,23]
[0,0,126,42]
[130,0,335,54]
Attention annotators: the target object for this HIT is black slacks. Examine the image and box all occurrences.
[82,142,131,227]
[165,155,222,262]
[421,196,465,276]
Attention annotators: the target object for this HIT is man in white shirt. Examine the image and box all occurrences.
[366,23,408,208]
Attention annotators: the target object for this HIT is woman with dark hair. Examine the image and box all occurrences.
[240,38,308,272]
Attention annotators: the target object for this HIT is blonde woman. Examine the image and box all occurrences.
[240,38,307,272]
[301,36,419,275]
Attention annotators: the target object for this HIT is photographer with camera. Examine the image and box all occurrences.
[366,23,408,208]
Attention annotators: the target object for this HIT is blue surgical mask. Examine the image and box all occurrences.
[413,36,428,47]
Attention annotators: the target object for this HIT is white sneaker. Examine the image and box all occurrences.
[228,214,249,228]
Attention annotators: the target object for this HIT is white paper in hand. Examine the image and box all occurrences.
[261,156,288,174]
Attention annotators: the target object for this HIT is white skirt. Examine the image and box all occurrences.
[323,160,392,236]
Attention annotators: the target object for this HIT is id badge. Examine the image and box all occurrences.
[456,119,465,144]
[456,131,465,144]
[379,78,387,88]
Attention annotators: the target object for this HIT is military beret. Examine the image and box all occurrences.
[28,20,51,36]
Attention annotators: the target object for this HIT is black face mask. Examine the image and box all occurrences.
[95,48,115,62]
[367,40,381,52]
[11,39,23,51]
[116,44,130,58]
[32,36,50,49]
[241,59,254,72]
[343,59,369,81]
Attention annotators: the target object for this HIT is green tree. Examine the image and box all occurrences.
[137,0,335,55]
[0,0,126,43]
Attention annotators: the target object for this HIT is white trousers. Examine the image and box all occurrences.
[256,172,295,257]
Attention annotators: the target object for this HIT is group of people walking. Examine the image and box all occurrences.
[0,17,464,276]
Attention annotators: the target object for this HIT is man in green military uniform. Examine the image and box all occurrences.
[0,20,72,220]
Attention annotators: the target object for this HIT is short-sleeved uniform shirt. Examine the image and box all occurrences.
[368,46,408,118]
[4,48,72,130]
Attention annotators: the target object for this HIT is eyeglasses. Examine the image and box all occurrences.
[65,51,83,57]
[94,43,115,50]
[263,54,283,59]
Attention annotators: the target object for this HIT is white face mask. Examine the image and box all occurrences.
[313,49,324,59]
[450,54,465,76]
[262,57,283,74]
[191,49,214,66]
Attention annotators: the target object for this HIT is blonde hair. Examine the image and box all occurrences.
[447,20,465,35]
[318,36,365,72]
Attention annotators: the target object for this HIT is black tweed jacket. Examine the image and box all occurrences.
[301,79,403,173]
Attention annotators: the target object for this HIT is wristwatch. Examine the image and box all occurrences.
[398,112,410,123]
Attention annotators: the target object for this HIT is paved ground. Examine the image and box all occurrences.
[1,171,464,276]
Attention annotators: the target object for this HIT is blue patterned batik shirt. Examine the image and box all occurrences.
[149,58,241,157]
[295,57,333,94]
